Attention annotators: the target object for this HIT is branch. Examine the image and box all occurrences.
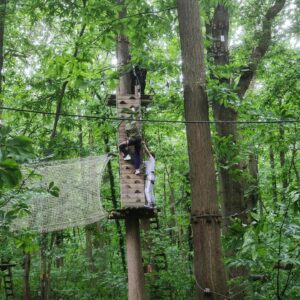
[237,0,286,98]
[49,23,86,143]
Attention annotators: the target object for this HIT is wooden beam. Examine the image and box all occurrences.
[108,207,157,220]
[106,94,153,106]
[0,263,16,270]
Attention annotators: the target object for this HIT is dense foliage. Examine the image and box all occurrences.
[0,0,299,299]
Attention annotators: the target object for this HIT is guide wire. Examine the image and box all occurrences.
[1,106,300,125]
[194,275,248,299]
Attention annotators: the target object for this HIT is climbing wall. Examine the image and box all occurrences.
[116,93,146,207]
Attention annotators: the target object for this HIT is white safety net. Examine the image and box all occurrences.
[11,155,110,233]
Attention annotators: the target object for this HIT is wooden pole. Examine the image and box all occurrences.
[116,1,146,299]
[125,218,146,300]
[23,252,31,300]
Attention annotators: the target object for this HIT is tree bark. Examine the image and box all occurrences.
[0,0,6,120]
[166,167,176,241]
[54,232,64,268]
[117,1,145,299]
[85,226,95,272]
[23,252,31,300]
[40,234,50,300]
[208,0,286,223]
[104,135,126,273]
[49,22,86,144]
[279,125,288,192]
[125,218,146,300]
[177,1,228,298]
[237,0,286,98]
[269,146,278,204]
[209,5,248,225]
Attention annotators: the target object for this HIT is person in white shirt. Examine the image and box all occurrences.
[143,143,155,208]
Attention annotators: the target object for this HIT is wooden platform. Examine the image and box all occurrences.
[108,207,157,219]
[0,263,16,271]
[106,94,152,107]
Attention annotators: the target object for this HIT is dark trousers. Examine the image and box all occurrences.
[119,138,141,170]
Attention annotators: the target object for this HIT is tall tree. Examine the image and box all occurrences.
[177,0,228,299]
[23,252,31,300]
[117,1,146,299]
[0,0,6,120]
[207,0,286,224]
[49,0,87,146]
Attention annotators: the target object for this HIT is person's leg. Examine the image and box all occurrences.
[133,139,141,170]
[119,141,129,158]
[145,179,152,205]
[150,182,155,205]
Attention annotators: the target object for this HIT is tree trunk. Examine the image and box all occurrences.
[49,22,86,145]
[104,135,126,273]
[54,232,64,268]
[279,125,288,192]
[166,167,176,241]
[177,1,228,299]
[23,252,31,300]
[207,0,286,222]
[85,226,95,272]
[0,0,6,120]
[40,234,50,300]
[236,0,286,99]
[209,5,248,225]
[269,146,278,204]
[125,218,146,300]
[117,0,146,299]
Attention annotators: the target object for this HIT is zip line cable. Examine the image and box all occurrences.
[1,106,300,125]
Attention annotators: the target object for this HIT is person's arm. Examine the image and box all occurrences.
[142,142,151,157]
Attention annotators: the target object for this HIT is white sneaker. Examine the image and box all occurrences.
[135,169,141,175]
[124,154,131,161]
[144,203,154,209]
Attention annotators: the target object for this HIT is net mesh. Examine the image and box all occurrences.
[11,155,110,233]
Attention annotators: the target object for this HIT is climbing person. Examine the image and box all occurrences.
[119,120,142,175]
[143,142,155,208]
[130,65,147,95]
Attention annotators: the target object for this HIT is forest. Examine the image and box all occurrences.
[0,0,299,299]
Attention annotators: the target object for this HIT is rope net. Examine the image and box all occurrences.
[11,155,110,233]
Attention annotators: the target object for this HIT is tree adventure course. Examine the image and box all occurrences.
[0,0,299,299]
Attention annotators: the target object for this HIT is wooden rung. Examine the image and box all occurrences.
[122,199,143,204]
[121,179,144,184]
[117,94,137,99]
[120,170,137,175]
[122,195,144,199]
[120,164,135,169]
[117,105,139,110]
[117,103,140,107]
[117,97,140,101]
[121,184,144,190]
[117,112,133,116]
[117,107,139,111]
[120,168,138,174]
[117,107,136,112]
[121,184,144,189]
[121,192,144,198]
[122,194,144,199]
[121,187,144,193]
[121,173,144,179]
